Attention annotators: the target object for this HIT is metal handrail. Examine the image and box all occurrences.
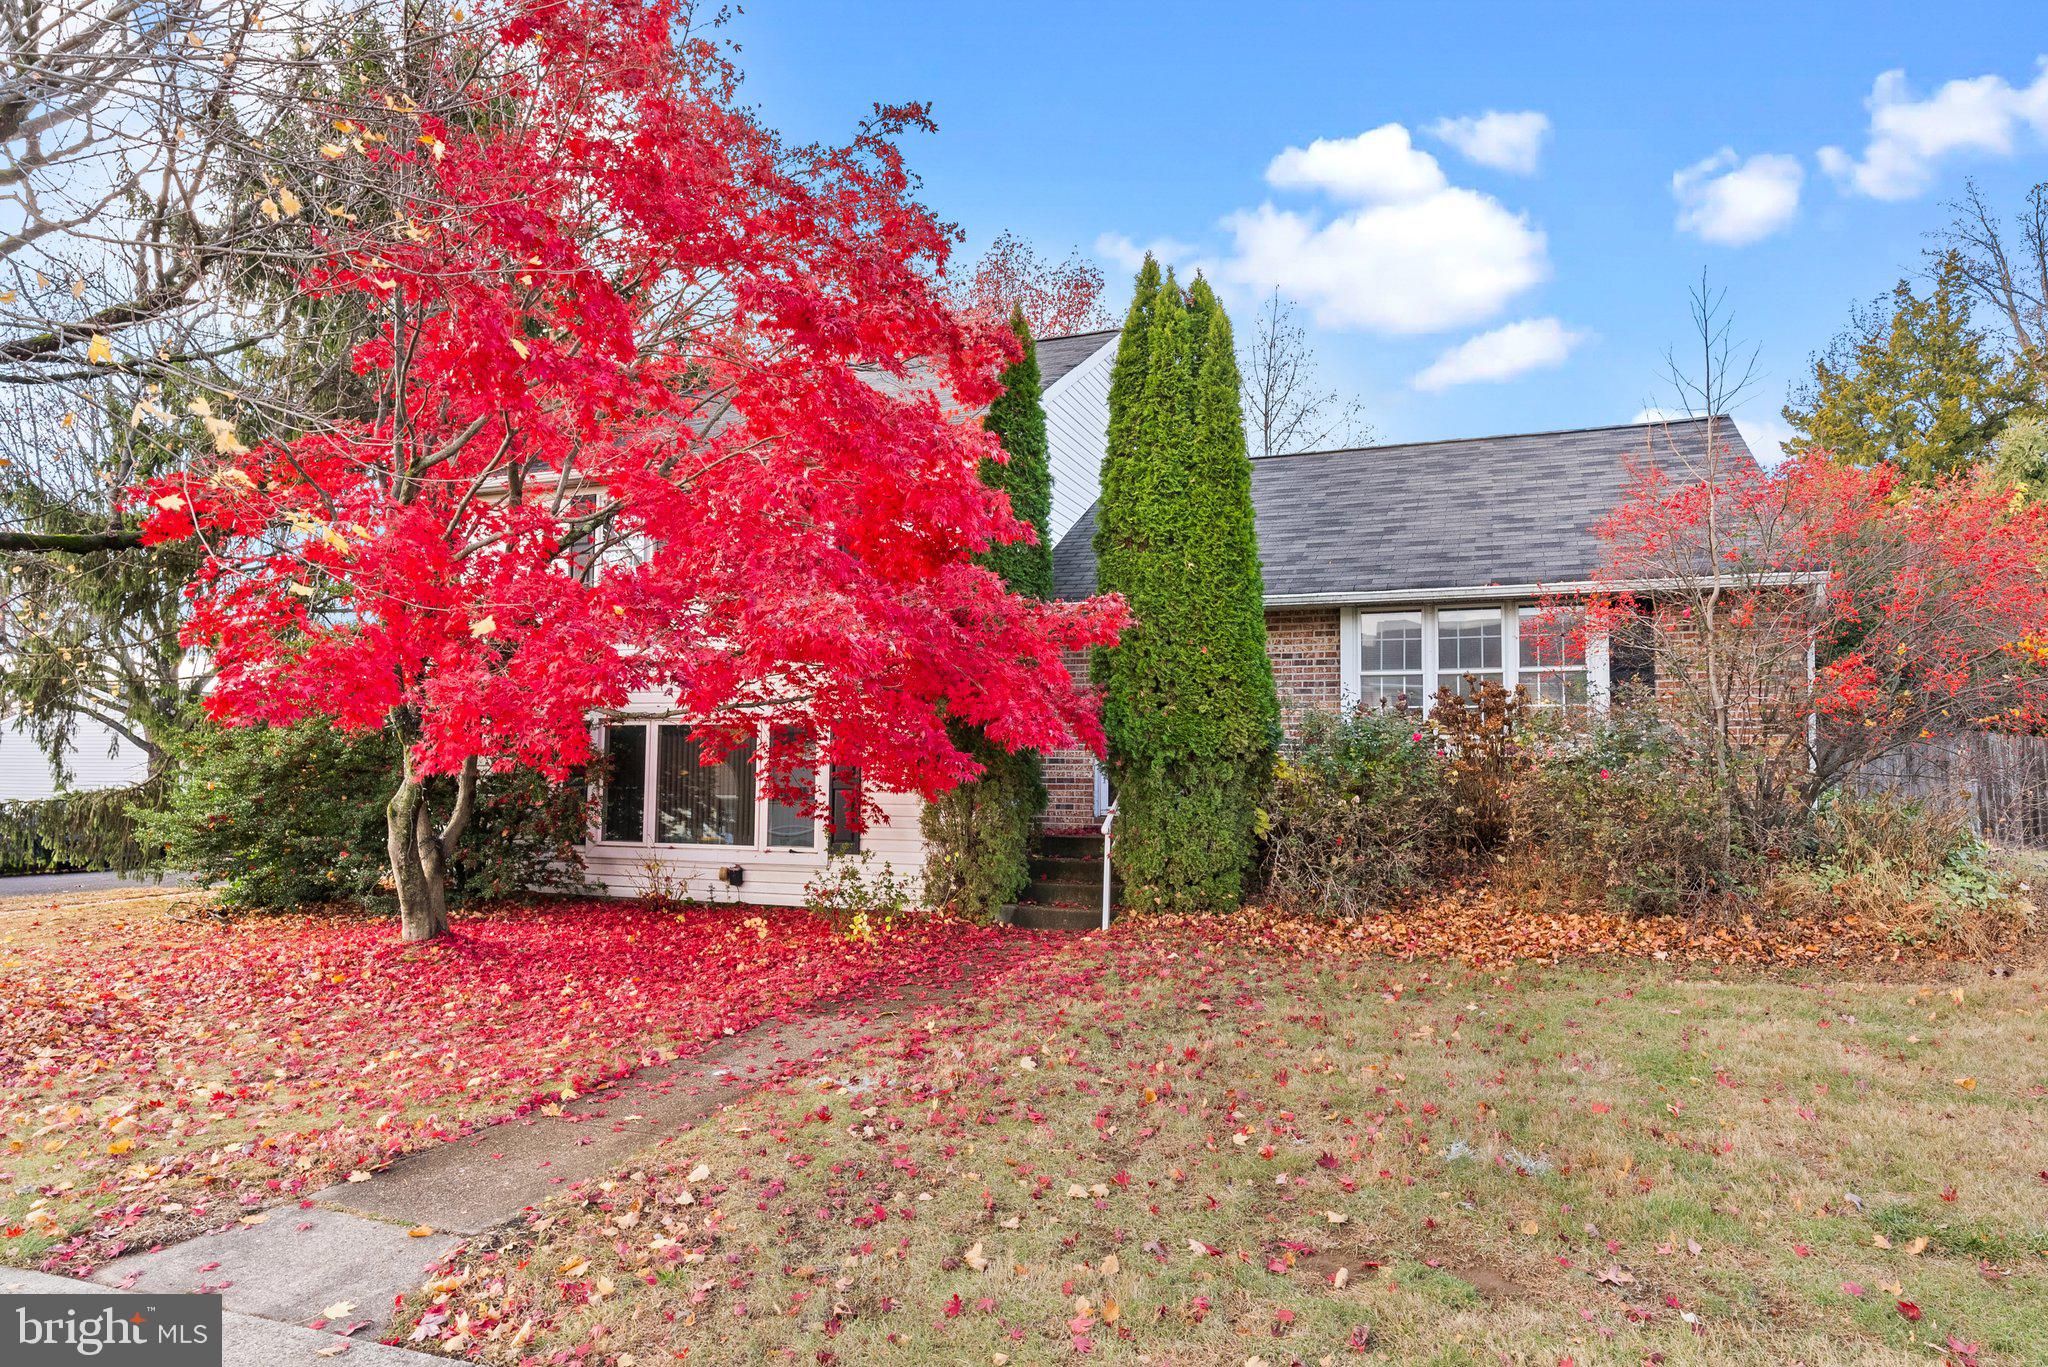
[1099,802,1116,932]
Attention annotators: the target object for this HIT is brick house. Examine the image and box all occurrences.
[577,325,1756,902]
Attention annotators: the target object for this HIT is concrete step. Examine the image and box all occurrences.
[1020,877,1105,906]
[1029,855,1112,884]
[1005,902,1114,931]
[1037,832,1106,861]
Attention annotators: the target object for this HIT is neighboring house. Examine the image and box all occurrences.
[0,717,150,803]
[576,325,1755,896]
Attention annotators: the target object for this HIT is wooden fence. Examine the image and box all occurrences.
[1848,732,2048,848]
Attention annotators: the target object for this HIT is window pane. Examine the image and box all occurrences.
[1518,606,1585,670]
[827,766,861,855]
[1438,608,1502,672]
[766,725,817,848]
[1527,670,1589,708]
[600,724,647,842]
[656,726,756,846]
[1358,674,1425,712]
[1359,612,1423,672]
[1445,670,1504,698]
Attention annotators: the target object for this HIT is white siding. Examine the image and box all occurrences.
[1042,336,1116,545]
[0,718,149,801]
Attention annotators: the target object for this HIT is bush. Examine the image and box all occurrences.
[1260,709,1453,916]
[1767,791,2023,949]
[1427,678,1531,849]
[803,851,916,942]
[920,728,1041,922]
[138,717,589,910]
[1504,710,1753,917]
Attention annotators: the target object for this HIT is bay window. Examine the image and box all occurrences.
[594,721,839,850]
[1348,603,1605,713]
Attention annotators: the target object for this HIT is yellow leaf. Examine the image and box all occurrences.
[71,277,86,299]
[406,1225,434,1238]
[278,188,302,217]
[1905,1236,1928,1256]
[107,1138,132,1155]
[469,615,495,638]
[153,493,186,511]
[86,334,112,365]
[259,198,280,222]
[321,1300,355,1319]
[320,143,347,160]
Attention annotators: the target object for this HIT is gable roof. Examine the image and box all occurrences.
[1051,416,1757,603]
[1034,329,1119,392]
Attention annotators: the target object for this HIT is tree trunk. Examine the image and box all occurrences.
[386,755,477,942]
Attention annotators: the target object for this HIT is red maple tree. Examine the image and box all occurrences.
[133,0,1124,939]
[1574,434,2048,836]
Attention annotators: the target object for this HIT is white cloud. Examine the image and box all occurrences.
[1222,190,1547,334]
[1412,317,1584,392]
[1427,110,1552,175]
[1094,231,1207,279]
[1264,124,1447,203]
[1100,119,1552,336]
[1671,149,1803,245]
[1736,412,1798,465]
[1819,61,2048,200]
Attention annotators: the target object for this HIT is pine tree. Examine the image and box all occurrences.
[920,310,1053,917]
[1785,252,2031,481]
[1093,260,1278,912]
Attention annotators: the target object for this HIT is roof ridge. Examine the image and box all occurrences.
[1252,414,1732,463]
[1036,327,1121,343]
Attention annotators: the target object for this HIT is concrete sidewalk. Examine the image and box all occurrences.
[1,1268,436,1365]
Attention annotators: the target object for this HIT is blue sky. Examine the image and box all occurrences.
[724,1,2048,457]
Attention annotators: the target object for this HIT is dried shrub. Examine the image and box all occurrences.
[1766,791,2030,952]
[1260,709,1453,916]
[1503,711,1752,918]
[1427,677,1531,849]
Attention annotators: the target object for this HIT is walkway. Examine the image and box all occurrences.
[65,937,1043,1361]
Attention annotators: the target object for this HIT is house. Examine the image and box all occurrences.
[573,327,1125,905]
[576,326,1756,899]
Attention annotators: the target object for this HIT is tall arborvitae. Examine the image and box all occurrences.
[920,309,1053,918]
[1094,260,1278,912]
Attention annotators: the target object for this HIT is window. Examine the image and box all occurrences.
[600,724,647,843]
[827,766,861,855]
[1357,611,1424,711]
[765,725,817,849]
[655,726,756,846]
[1518,606,1588,708]
[1437,608,1503,696]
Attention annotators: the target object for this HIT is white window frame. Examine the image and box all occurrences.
[1339,602,1610,715]
[589,720,829,852]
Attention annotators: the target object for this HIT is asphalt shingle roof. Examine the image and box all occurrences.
[1051,417,1757,602]
[1033,329,1118,390]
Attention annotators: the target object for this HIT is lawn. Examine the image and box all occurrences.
[0,895,1017,1275]
[406,918,2048,1366]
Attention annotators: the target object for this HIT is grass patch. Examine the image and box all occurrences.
[409,926,2047,1365]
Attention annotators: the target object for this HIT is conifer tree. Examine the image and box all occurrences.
[921,310,1054,917]
[1094,260,1277,912]
[1784,252,2030,481]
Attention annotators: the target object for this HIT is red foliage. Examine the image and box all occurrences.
[0,902,1029,1272]
[1568,445,2048,804]
[131,0,1123,814]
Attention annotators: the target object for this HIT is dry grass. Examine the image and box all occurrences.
[412,927,2048,1366]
